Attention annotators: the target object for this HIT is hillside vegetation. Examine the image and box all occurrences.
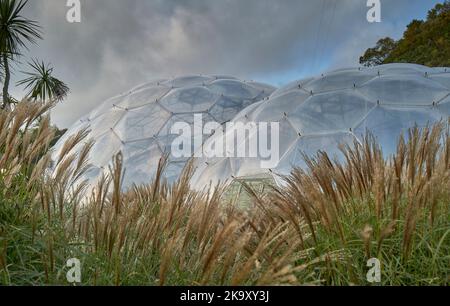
[360,1,450,67]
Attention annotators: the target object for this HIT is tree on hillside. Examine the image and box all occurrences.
[428,1,450,19]
[360,1,450,67]
[359,37,398,67]
[0,0,42,108]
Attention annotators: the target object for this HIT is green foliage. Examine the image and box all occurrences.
[0,103,449,286]
[0,0,41,56]
[360,1,450,67]
[0,0,42,107]
[359,37,398,67]
[17,59,70,102]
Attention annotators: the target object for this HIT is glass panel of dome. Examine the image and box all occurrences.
[372,63,434,75]
[221,118,297,173]
[168,75,215,88]
[354,105,441,155]
[129,79,168,92]
[122,144,162,188]
[233,101,264,123]
[158,113,216,137]
[432,67,449,73]
[88,132,123,168]
[165,162,186,182]
[79,166,103,189]
[230,157,272,178]
[270,117,299,157]
[247,82,277,95]
[156,133,179,154]
[209,96,253,123]
[270,78,314,99]
[193,133,229,167]
[252,90,310,121]
[88,94,127,120]
[118,85,171,109]
[207,79,261,99]
[192,158,233,189]
[429,74,450,90]
[283,132,356,170]
[288,90,375,135]
[437,100,450,116]
[160,86,219,113]
[359,75,450,106]
[88,108,127,138]
[122,138,161,161]
[114,104,171,142]
[303,70,377,94]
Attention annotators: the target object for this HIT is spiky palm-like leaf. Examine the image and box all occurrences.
[0,0,42,107]
[17,59,69,101]
[0,0,42,56]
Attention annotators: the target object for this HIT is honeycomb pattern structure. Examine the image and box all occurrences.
[53,75,275,189]
[190,64,450,190]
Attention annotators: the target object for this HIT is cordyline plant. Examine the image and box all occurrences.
[0,0,42,108]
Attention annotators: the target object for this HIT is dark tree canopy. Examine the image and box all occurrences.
[359,37,398,67]
[360,1,450,67]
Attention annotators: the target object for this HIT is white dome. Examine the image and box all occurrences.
[190,64,450,189]
[53,75,275,189]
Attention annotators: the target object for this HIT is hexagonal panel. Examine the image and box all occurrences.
[359,75,449,106]
[279,132,357,173]
[270,77,314,99]
[191,158,233,190]
[89,108,126,138]
[118,85,171,109]
[437,99,450,117]
[122,141,162,188]
[371,63,435,75]
[88,94,127,120]
[207,79,262,99]
[252,90,310,122]
[164,161,186,182]
[164,75,215,88]
[288,90,375,135]
[303,70,376,93]
[115,104,171,142]
[157,113,216,163]
[160,86,218,113]
[429,73,450,90]
[354,105,441,155]
[232,100,265,123]
[223,118,298,175]
[88,132,123,168]
[209,96,253,124]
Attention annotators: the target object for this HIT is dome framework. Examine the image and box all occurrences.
[53,75,275,190]
[191,64,450,190]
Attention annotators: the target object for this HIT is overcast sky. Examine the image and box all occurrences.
[11,0,441,128]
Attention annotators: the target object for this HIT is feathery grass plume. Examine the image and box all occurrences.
[264,123,449,284]
[0,100,448,285]
[361,225,373,258]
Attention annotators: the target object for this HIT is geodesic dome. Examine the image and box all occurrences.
[190,64,450,190]
[53,75,275,189]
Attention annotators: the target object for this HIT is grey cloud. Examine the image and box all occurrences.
[12,0,439,127]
